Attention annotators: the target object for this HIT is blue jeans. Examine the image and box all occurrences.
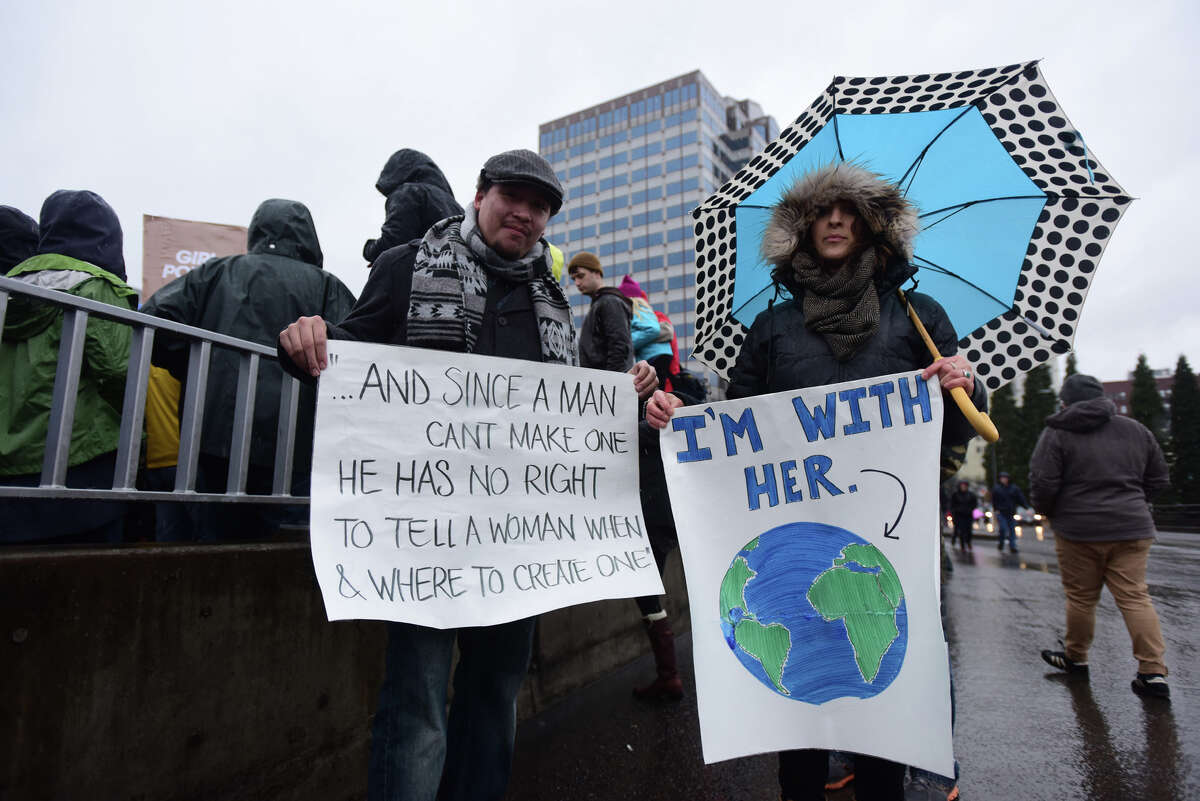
[368,617,536,801]
[995,511,1018,551]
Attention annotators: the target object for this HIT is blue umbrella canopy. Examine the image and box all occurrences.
[691,61,1130,391]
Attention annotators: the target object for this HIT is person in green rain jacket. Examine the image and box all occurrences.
[0,190,136,543]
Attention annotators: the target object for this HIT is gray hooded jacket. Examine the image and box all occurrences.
[1030,397,1168,541]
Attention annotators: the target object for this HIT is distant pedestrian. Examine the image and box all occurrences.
[1033,373,1171,698]
[143,199,356,538]
[949,480,977,551]
[991,471,1029,553]
[0,190,136,543]
[362,149,462,265]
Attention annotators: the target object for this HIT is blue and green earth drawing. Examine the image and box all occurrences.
[719,522,907,704]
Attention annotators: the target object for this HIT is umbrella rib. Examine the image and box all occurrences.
[910,259,1064,344]
[897,106,977,194]
[919,195,1048,223]
[910,256,1018,315]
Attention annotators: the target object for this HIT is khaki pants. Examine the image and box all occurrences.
[1055,536,1168,675]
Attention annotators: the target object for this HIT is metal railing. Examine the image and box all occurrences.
[0,273,305,505]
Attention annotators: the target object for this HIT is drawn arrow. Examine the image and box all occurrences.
[859,468,907,539]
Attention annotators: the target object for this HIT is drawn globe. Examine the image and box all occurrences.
[719,521,907,704]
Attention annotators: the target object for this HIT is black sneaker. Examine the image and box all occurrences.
[1041,650,1088,674]
[1131,673,1170,698]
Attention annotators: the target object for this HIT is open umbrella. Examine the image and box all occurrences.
[691,61,1129,402]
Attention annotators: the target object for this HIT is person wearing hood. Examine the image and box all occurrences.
[141,199,355,538]
[619,274,678,390]
[362,149,463,265]
[0,190,137,543]
[1033,374,1171,699]
[568,251,635,372]
[647,163,985,801]
[0,205,39,273]
[949,479,978,551]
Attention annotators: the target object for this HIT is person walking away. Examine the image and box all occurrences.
[1033,374,1171,698]
[949,480,977,551]
[362,149,462,265]
[0,191,136,543]
[991,471,1029,553]
[280,150,655,801]
[142,199,355,539]
[645,162,984,801]
[619,275,677,390]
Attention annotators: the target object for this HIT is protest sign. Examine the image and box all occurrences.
[141,214,247,299]
[309,340,664,628]
[660,371,953,776]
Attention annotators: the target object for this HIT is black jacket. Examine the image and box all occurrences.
[579,287,634,373]
[363,150,462,264]
[144,199,356,473]
[0,206,38,273]
[1030,397,1169,541]
[949,489,977,518]
[991,481,1028,513]
[727,257,986,450]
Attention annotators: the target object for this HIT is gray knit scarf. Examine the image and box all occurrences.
[407,210,578,365]
[791,248,880,362]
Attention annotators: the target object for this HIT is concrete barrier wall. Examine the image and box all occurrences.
[0,542,689,801]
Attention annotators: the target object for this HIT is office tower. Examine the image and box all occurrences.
[539,71,778,384]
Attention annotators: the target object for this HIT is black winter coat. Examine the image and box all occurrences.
[726,257,986,450]
[949,489,978,518]
[363,150,462,264]
[144,199,356,474]
[991,481,1028,513]
[579,288,634,372]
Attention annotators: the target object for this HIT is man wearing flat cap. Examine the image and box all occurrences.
[279,149,654,801]
[1032,373,1172,699]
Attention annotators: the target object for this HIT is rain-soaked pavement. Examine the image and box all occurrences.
[506,529,1199,800]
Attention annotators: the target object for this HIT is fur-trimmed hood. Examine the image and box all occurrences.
[761,163,920,269]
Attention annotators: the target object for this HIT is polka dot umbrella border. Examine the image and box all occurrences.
[690,61,1131,391]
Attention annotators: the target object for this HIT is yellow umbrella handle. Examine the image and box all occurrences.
[897,289,1000,443]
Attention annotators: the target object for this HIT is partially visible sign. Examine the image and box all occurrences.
[141,214,246,299]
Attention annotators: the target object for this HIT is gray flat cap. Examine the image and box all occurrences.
[480,149,563,215]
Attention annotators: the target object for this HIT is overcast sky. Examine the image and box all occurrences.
[3,0,1196,384]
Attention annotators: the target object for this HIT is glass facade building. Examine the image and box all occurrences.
[539,71,778,382]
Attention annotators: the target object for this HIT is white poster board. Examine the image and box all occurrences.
[309,340,664,628]
[660,371,954,776]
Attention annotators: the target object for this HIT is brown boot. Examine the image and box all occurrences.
[633,616,684,701]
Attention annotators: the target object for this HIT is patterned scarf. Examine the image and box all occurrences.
[407,210,578,365]
[791,248,881,362]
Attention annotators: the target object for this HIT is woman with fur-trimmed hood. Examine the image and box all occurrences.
[647,163,985,799]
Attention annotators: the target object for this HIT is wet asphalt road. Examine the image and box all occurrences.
[506,529,1199,800]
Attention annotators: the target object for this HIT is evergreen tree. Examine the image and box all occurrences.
[983,382,1022,486]
[1170,355,1200,503]
[1065,352,1078,378]
[1130,353,1167,441]
[1016,364,1057,488]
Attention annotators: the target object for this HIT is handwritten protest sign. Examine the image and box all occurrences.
[309,341,664,628]
[661,371,954,776]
